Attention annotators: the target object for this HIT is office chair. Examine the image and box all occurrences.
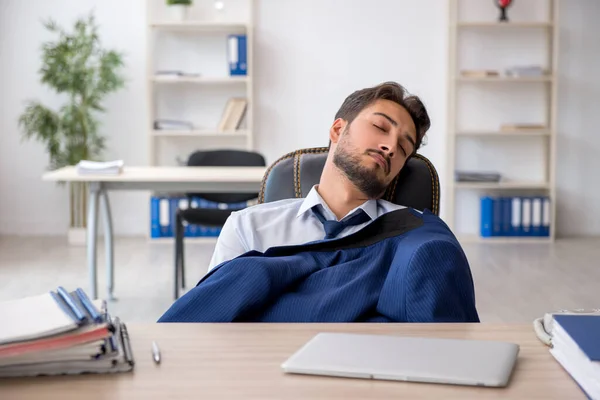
[258,146,439,213]
[174,149,266,299]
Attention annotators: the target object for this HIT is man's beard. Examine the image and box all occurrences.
[333,128,388,199]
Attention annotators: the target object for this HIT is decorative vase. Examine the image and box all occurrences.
[168,5,189,22]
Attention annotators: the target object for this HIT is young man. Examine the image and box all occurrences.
[208,81,430,272]
[159,82,479,323]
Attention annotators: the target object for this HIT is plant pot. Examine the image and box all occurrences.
[168,5,189,21]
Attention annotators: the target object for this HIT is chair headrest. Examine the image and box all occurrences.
[259,147,439,215]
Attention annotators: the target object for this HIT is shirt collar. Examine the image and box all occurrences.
[296,185,379,222]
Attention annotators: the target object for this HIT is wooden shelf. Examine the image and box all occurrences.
[457,21,553,29]
[457,235,553,244]
[453,181,550,190]
[150,21,248,32]
[152,129,250,138]
[457,76,553,82]
[455,130,551,137]
[152,76,249,84]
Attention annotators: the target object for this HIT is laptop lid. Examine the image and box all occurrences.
[281,332,519,387]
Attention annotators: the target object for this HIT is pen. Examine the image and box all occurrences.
[117,318,135,366]
[75,288,103,323]
[56,286,86,323]
[152,341,161,364]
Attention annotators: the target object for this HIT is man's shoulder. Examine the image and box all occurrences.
[232,198,305,219]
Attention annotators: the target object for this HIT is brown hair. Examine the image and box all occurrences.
[331,81,430,154]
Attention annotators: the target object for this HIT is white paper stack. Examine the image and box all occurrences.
[76,160,124,175]
[0,287,134,378]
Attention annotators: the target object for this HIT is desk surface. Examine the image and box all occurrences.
[0,323,582,400]
[42,166,267,183]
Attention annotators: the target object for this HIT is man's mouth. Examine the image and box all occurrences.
[369,153,389,173]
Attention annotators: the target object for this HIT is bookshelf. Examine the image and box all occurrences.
[146,0,254,167]
[446,0,558,242]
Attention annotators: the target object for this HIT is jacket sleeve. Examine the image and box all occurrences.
[403,239,480,322]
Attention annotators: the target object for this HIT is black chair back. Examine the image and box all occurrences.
[187,150,266,204]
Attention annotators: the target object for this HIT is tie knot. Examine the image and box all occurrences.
[312,207,371,240]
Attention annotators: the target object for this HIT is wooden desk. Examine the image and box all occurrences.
[0,324,583,399]
[42,166,267,300]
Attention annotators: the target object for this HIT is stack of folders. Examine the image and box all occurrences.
[550,315,600,399]
[480,196,551,237]
[0,287,134,378]
[76,160,124,176]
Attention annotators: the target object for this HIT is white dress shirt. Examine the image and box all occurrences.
[207,185,405,272]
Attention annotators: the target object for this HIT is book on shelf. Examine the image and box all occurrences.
[504,65,546,77]
[455,171,502,183]
[155,70,201,78]
[154,119,195,130]
[0,287,134,377]
[460,69,500,78]
[500,123,547,131]
[218,98,248,132]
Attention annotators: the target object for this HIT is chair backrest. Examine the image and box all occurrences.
[187,149,266,203]
[258,147,440,215]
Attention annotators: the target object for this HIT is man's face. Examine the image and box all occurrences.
[331,99,418,198]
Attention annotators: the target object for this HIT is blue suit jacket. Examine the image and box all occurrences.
[159,209,480,323]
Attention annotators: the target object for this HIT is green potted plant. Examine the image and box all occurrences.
[18,13,125,243]
[167,0,193,21]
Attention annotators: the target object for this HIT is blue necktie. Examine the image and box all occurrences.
[312,206,371,240]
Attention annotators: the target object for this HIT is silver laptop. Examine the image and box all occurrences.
[281,332,519,387]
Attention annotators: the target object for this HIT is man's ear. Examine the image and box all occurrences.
[329,118,347,145]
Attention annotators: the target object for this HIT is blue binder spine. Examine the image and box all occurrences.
[150,196,161,238]
[542,196,551,237]
[480,197,493,238]
[228,34,247,76]
[159,197,171,237]
[531,197,543,236]
[502,197,511,236]
[521,197,532,237]
[510,197,521,237]
[492,197,502,237]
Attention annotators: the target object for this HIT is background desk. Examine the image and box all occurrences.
[0,323,583,399]
[42,166,267,300]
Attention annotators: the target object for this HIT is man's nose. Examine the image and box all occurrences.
[379,144,394,159]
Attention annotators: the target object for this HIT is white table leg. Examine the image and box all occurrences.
[87,182,100,299]
[100,189,116,301]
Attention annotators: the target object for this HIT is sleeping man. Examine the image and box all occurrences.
[159,81,480,323]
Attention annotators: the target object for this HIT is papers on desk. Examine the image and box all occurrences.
[76,160,124,175]
[0,287,134,377]
[550,315,600,399]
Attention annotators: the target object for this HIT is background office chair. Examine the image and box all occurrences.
[174,149,266,299]
[258,146,439,213]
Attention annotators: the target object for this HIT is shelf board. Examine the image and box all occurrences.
[457,235,552,244]
[150,21,248,32]
[457,21,553,29]
[457,76,553,82]
[455,130,551,137]
[149,237,219,245]
[152,76,248,84]
[152,129,250,137]
[453,181,550,190]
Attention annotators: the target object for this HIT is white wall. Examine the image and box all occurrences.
[0,0,148,235]
[0,0,598,237]
[555,0,600,236]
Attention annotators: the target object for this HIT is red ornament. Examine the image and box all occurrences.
[494,0,514,22]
